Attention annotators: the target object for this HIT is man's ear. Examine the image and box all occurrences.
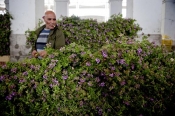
[42,16,45,19]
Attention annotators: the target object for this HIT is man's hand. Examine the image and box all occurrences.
[32,50,39,58]
[39,50,47,58]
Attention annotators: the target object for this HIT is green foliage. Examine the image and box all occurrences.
[0,37,175,115]
[26,14,142,52]
[0,10,13,56]
[59,14,142,51]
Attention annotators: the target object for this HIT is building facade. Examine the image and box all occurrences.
[1,0,175,62]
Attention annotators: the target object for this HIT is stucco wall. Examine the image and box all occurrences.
[9,0,36,62]
[9,0,36,34]
[161,0,175,41]
[133,0,162,34]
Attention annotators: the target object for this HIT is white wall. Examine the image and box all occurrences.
[133,0,162,34]
[9,0,36,34]
[161,0,175,41]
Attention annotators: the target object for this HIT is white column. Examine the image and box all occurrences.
[109,0,122,16]
[126,0,133,18]
[161,0,175,41]
[35,0,44,26]
[4,0,9,11]
[9,0,36,34]
[8,0,36,62]
[54,0,70,19]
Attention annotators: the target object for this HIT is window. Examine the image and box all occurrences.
[44,0,54,11]
[0,0,5,14]
[44,0,127,21]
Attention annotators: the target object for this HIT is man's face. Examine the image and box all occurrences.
[43,12,56,29]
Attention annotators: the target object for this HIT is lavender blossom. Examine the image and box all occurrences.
[86,62,91,66]
[120,80,126,86]
[49,54,55,58]
[80,78,85,83]
[123,101,130,106]
[102,50,108,58]
[137,48,142,54]
[43,75,48,80]
[95,58,100,64]
[80,101,84,106]
[22,71,28,76]
[131,64,135,70]
[62,75,68,80]
[109,73,114,77]
[117,59,126,65]
[95,77,100,82]
[99,82,105,87]
[52,78,58,84]
[11,67,17,73]
[0,76,5,81]
[111,66,115,70]
[88,81,93,86]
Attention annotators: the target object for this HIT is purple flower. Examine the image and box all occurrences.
[117,59,125,65]
[123,101,130,106]
[88,81,93,86]
[131,64,135,70]
[30,65,35,70]
[99,82,105,87]
[80,78,85,83]
[22,71,28,76]
[11,67,17,73]
[107,109,111,112]
[13,76,17,79]
[0,76,5,81]
[6,92,16,101]
[62,75,68,80]
[137,48,142,54]
[49,54,55,58]
[95,58,100,64]
[95,77,100,82]
[120,80,126,86]
[102,50,108,58]
[81,52,86,55]
[50,84,53,88]
[119,59,125,64]
[43,75,48,79]
[48,63,56,69]
[98,108,103,115]
[80,101,84,106]
[109,73,114,77]
[86,62,91,66]
[57,107,61,112]
[6,94,12,100]
[33,84,37,89]
[19,79,26,83]
[69,53,77,58]
[111,66,115,70]
[2,64,7,69]
[52,78,58,84]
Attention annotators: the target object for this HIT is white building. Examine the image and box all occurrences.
[1,0,175,62]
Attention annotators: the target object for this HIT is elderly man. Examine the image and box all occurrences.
[32,10,65,58]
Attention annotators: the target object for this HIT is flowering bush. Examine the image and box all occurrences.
[0,11,13,56]
[59,14,142,51]
[0,36,175,115]
[26,14,142,52]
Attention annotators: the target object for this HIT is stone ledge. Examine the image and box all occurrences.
[0,55,10,62]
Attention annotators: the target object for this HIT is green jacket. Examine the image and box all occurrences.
[34,24,65,50]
